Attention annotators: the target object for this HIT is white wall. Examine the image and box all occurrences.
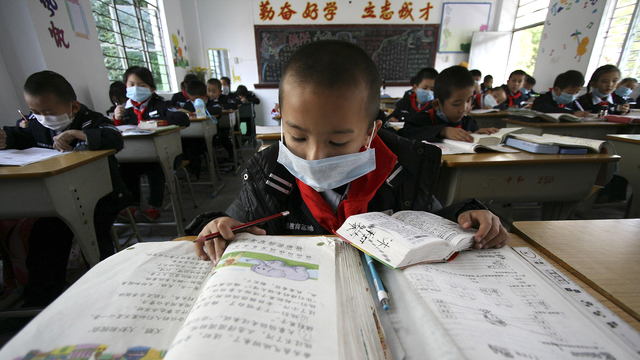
[174,0,506,125]
[0,0,111,126]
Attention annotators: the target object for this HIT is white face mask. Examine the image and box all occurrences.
[34,105,74,131]
[484,94,498,108]
[276,124,377,192]
[222,85,230,95]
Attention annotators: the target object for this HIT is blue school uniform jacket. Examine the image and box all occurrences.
[398,102,479,143]
[532,91,582,114]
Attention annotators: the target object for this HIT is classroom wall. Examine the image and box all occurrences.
[0,0,111,127]
[174,0,505,125]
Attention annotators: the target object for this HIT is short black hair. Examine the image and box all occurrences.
[620,77,638,85]
[235,85,248,97]
[109,81,126,104]
[509,70,527,79]
[181,73,200,89]
[23,70,76,104]
[280,40,381,125]
[413,67,439,85]
[484,75,493,82]
[186,80,207,97]
[469,69,482,78]
[207,78,222,91]
[221,76,231,86]
[587,64,620,92]
[554,70,584,89]
[434,65,475,102]
[525,75,536,86]
[123,66,156,89]
[491,87,506,95]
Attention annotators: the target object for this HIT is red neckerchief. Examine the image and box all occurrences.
[428,108,463,128]
[597,97,610,106]
[410,92,430,112]
[130,97,151,124]
[182,89,188,99]
[475,94,483,108]
[507,90,522,107]
[296,135,398,233]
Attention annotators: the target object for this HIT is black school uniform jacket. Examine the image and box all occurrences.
[121,94,190,127]
[170,91,189,108]
[184,129,486,236]
[231,91,261,105]
[3,104,131,211]
[532,91,581,114]
[212,94,239,110]
[389,92,430,121]
[577,92,628,115]
[496,85,526,110]
[182,98,224,116]
[398,102,479,143]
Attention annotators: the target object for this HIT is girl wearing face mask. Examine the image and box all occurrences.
[577,65,630,115]
[115,66,191,223]
[220,76,232,96]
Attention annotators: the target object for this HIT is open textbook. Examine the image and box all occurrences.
[508,109,605,123]
[0,147,66,166]
[335,211,477,269]
[0,235,386,360]
[471,127,522,145]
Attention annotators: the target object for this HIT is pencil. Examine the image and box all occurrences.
[193,211,290,243]
[18,110,29,122]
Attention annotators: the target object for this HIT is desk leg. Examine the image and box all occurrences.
[47,158,112,266]
[154,132,185,236]
[202,121,225,197]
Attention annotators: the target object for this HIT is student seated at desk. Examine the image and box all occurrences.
[577,64,630,115]
[532,70,590,116]
[614,77,637,102]
[470,69,482,95]
[206,78,239,110]
[496,70,528,110]
[186,41,509,264]
[233,85,261,105]
[472,87,506,110]
[388,67,438,122]
[181,80,223,179]
[170,73,199,109]
[105,81,127,117]
[221,76,232,97]
[522,75,537,99]
[115,66,190,222]
[0,70,131,306]
[480,75,493,94]
[399,66,499,143]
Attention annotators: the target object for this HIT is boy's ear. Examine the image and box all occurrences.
[412,84,418,92]
[71,100,81,116]
[364,119,383,147]
[431,99,441,109]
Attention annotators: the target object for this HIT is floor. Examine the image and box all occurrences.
[0,143,631,347]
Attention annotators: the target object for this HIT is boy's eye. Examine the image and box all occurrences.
[329,141,347,147]
[290,135,306,142]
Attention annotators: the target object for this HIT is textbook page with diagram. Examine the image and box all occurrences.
[400,247,640,359]
[0,235,385,360]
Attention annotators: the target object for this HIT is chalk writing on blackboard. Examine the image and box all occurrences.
[255,25,439,84]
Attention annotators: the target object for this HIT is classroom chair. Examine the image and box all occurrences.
[111,207,142,252]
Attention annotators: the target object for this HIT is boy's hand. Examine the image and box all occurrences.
[194,216,267,265]
[441,127,473,142]
[0,129,6,149]
[388,116,398,122]
[573,111,591,118]
[617,104,630,114]
[475,127,499,135]
[19,120,28,128]
[458,210,510,249]
[114,105,125,120]
[52,130,86,152]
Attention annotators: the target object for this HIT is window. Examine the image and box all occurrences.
[598,0,640,79]
[90,0,172,91]
[207,49,231,80]
[506,0,550,78]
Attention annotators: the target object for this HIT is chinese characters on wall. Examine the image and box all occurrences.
[259,1,435,22]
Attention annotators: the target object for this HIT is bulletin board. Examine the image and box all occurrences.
[439,2,491,53]
[254,25,439,87]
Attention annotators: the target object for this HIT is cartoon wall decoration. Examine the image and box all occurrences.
[533,0,607,90]
[172,29,189,68]
[438,2,491,53]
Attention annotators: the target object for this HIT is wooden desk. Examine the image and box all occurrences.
[470,111,510,129]
[115,128,186,236]
[181,116,224,196]
[256,131,279,149]
[505,119,627,140]
[0,150,115,266]
[437,152,620,219]
[511,220,640,326]
[607,134,640,218]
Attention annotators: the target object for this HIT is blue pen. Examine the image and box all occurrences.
[364,253,389,310]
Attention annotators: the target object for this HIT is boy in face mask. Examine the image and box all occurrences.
[221,76,232,96]
[389,67,438,122]
[614,78,637,101]
[188,41,509,265]
[471,87,506,110]
[399,66,499,143]
[532,70,590,116]
[0,70,131,305]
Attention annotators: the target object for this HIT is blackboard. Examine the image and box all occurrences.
[254,25,439,87]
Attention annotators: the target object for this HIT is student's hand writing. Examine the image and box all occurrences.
[441,127,473,142]
[618,104,630,115]
[573,111,591,118]
[388,116,399,122]
[475,127,499,135]
[0,129,6,149]
[458,210,510,249]
[19,120,28,128]
[52,130,85,152]
[114,105,125,120]
[194,216,267,265]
